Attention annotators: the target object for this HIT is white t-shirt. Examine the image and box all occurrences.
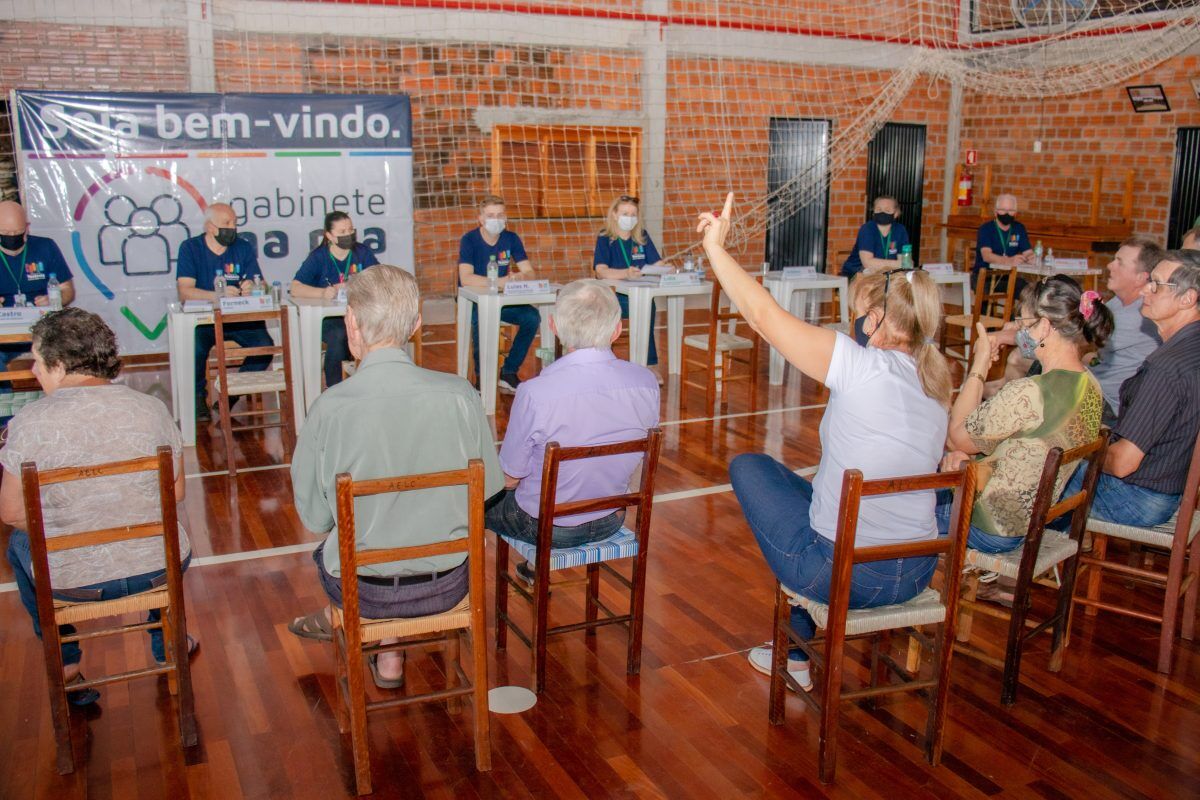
[809,334,948,547]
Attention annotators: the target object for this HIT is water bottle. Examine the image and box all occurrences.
[1046,248,1055,268]
[251,275,264,296]
[683,258,695,273]
[46,274,62,311]
[760,261,770,277]
[1034,240,1044,270]
[271,280,282,306]
[899,244,913,271]
[486,256,498,292]
[213,270,227,298]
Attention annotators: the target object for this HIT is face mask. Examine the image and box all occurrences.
[617,215,638,232]
[873,212,895,227]
[0,232,26,251]
[996,213,1015,226]
[335,233,356,249]
[214,227,238,247]
[484,218,506,236]
[1015,325,1042,359]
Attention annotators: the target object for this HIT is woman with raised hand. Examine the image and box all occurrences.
[698,193,952,692]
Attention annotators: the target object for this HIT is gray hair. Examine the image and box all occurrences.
[1183,226,1200,248]
[553,279,621,351]
[204,203,234,226]
[1161,249,1200,300]
[346,265,420,347]
[995,193,1018,210]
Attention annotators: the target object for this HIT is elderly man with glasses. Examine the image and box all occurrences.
[1061,249,1200,527]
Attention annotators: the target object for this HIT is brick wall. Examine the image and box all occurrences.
[0,22,189,92]
[959,53,1200,248]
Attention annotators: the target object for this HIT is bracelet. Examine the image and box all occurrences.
[968,372,986,385]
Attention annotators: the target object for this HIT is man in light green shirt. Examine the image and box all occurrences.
[288,265,502,687]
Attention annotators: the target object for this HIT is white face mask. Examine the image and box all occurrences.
[483,218,506,236]
[617,214,638,232]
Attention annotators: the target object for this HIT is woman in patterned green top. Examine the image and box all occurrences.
[938,276,1114,552]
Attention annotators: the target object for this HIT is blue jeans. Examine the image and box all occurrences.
[313,541,469,621]
[6,529,190,665]
[484,488,625,548]
[1060,468,1180,528]
[471,304,540,377]
[730,453,937,661]
[615,293,658,366]
[934,489,1023,553]
[321,316,350,388]
[194,321,273,403]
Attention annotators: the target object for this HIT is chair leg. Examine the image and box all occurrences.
[345,642,373,795]
[905,635,922,673]
[444,634,463,714]
[1157,540,1188,674]
[817,620,846,784]
[41,621,75,775]
[768,585,788,726]
[1182,533,1200,641]
[469,627,492,772]
[585,563,600,632]
[171,603,199,748]
[1049,554,1082,673]
[531,557,550,694]
[1084,534,1107,617]
[957,572,979,643]
[218,390,237,478]
[494,538,509,652]
[1000,580,1031,707]
[332,617,349,735]
[627,554,649,677]
[162,609,178,696]
[925,621,953,767]
[705,353,717,413]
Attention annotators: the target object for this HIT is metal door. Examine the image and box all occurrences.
[867,122,927,262]
[1169,127,1200,249]
[766,118,831,270]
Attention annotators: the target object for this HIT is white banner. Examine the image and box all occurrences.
[13,91,414,354]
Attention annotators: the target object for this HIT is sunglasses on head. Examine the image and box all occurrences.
[618,195,640,205]
[880,266,922,319]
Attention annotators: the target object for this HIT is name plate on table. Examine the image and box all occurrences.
[1049,258,1089,271]
[182,300,213,313]
[641,264,673,276]
[922,262,955,274]
[219,295,274,313]
[659,272,703,287]
[0,307,47,324]
[781,266,818,279]
[503,279,551,296]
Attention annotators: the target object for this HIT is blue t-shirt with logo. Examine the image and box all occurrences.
[176,234,263,291]
[293,243,379,288]
[0,235,73,306]
[457,229,528,281]
[593,233,662,271]
[841,221,909,278]
[974,220,1031,274]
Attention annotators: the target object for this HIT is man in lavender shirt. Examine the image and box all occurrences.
[486,279,660,582]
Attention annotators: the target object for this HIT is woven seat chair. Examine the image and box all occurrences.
[681,280,761,412]
[940,266,1017,365]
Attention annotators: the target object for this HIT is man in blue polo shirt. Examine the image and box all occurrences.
[176,202,272,421]
[0,200,76,386]
[974,193,1035,275]
[458,194,540,394]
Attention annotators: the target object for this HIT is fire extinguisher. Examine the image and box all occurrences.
[957,167,974,207]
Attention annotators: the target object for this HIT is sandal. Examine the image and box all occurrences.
[288,609,333,642]
[65,671,100,707]
[368,654,405,690]
[156,634,200,666]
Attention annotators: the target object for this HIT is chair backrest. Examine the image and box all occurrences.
[705,276,763,346]
[534,428,664,556]
[1017,431,1109,585]
[334,459,487,628]
[1161,429,1200,549]
[212,306,291,388]
[974,266,1018,323]
[20,445,185,611]
[826,463,979,638]
[0,332,35,382]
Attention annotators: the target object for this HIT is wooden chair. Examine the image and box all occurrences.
[212,307,297,477]
[940,266,1017,365]
[681,281,761,412]
[1073,430,1200,673]
[329,460,490,796]
[21,445,196,774]
[955,433,1107,705]
[494,428,663,694]
[769,463,978,784]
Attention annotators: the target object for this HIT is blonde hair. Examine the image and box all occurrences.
[346,265,420,347]
[478,194,506,212]
[852,270,952,408]
[599,195,646,246]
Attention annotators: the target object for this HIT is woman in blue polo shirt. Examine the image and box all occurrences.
[593,195,665,366]
[841,196,909,345]
[290,211,379,387]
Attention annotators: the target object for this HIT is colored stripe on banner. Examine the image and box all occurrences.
[194,151,268,158]
[348,150,414,156]
[114,153,190,159]
[275,151,343,157]
[28,153,104,159]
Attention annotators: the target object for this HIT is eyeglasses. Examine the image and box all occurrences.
[618,195,640,205]
[1146,279,1179,294]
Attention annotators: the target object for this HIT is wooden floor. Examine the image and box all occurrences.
[2,320,1198,799]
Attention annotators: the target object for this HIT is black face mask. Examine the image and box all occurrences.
[873,212,895,227]
[214,227,238,247]
[996,213,1015,226]
[335,233,356,250]
[0,232,26,251]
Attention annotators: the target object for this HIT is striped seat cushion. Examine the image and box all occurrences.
[782,585,946,636]
[218,369,287,396]
[501,526,639,571]
[964,530,1078,579]
[1089,509,1199,550]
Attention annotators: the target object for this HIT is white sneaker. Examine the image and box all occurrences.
[747,642,813,692]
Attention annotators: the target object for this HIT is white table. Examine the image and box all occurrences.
[1017,264,1105,292]
[926,270,973,315]
[290,297,347,412]
[456,285,558,416]
[167,303,305,447]
[609,278,714,374]
[764,273,850,385]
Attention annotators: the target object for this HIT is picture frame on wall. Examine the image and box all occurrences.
[1126,84,1170,113]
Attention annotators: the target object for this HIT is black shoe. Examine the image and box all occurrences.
[498,372,520,395]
